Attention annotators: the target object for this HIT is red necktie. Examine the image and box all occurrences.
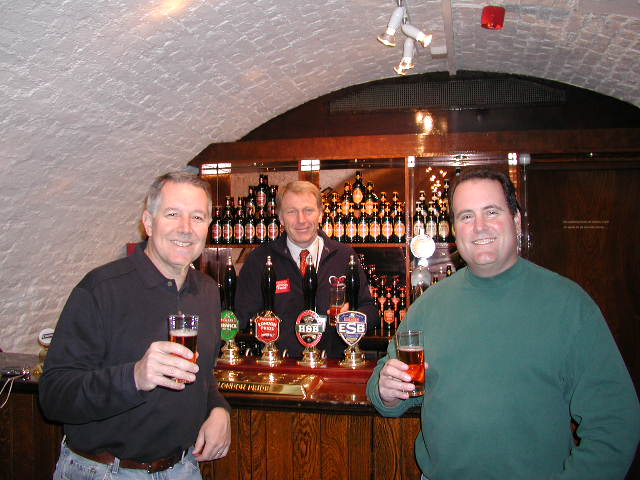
[300,249,310,275]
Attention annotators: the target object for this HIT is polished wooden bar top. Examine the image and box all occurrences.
[214,358,384,414]
[1,352,415,416]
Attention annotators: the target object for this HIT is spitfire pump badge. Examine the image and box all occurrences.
[218,310,242,365]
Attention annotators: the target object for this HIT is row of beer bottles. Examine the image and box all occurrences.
[321,203,406,244]
[211,201,282,245]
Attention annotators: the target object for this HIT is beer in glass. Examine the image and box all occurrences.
[329,284,346,326]
[168,314,199,383]
[395,330,425,396]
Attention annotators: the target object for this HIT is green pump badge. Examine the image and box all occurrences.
[220,310,239,342]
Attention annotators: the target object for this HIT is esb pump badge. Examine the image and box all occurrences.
[295,310,325,348]
[336,311,367,346]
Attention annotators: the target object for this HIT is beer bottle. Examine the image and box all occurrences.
[267,205,280,241]
[303,255,318,311]
[397,287,407,323]
[356,208,368,243]
[393,204,406,243]
[363,181,378,217]
[413,202,425,237]
[368,207,381,243]
[321,204,334,239]
[418,190,427,210]
[221,197,234,245]
[262,256,276,312]
[266,185,278,213]
[391,191,401,213]
[351,171,365,208]
[437,207,451,243]
[345,254,360,311]
[210,207,222,245]
[425,203,438,239]
[345,206,358,243]
[329,192,340,218]
[383,287,396,336]
[222,256,237,311]
[245,186,257,218]
[255,174,269,210]
[333,208,345,243]
[233,197,245,244]
[446,264,453,277]
[380,205,394,243]
[255,208,268,244]
[244,211,256,244]
[341,182,352,217]
[378,192,388,216]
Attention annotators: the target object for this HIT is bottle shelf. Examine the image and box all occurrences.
[205,242,406,249]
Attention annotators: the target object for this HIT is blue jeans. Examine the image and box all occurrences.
[53,439,202,480]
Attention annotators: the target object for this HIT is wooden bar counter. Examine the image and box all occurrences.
[0,352,421,480]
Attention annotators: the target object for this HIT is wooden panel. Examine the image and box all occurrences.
[266,411,294,480]
[526,166,640,390]
[293,412,321,480]
[0,388,13,480]
[320,413,349,480]
[348,415,373,480]
[13,392,36,479]
[251,409,267,480]
[373,415,403,480]
[401,417,422,480]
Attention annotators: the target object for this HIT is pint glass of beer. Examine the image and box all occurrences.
[395,330,425,396]
[329,284,346,326]
[168,314,199,383]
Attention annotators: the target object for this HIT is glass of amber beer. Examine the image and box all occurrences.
[329,284,346,326]
[168,314,199,383]
[395,330,425,396]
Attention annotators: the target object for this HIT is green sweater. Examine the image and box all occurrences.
[367,258,639,480]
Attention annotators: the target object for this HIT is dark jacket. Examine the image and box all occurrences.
[236,231,378,358]
[39,243,229,462]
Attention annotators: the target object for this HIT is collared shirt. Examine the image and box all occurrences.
[40,243,229,462]
[286,235,324,272]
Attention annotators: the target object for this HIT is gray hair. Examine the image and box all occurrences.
[145,171,213,217]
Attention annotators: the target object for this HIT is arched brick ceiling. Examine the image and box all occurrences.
[0,0,638,353]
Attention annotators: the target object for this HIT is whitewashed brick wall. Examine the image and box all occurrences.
[0,0,637,353]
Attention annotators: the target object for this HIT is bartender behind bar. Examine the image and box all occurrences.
[236,180,378,358]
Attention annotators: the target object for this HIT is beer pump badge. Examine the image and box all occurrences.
[336,311,367,346]
[255,313,280,344]
[295,310,325,348]
[220,310,239,342]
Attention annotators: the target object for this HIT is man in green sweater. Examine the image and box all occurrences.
[367,169,639,480]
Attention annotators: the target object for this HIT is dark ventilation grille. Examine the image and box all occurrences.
[330,77,566,112]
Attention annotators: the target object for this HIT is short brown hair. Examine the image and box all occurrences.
[276,181,322,214]
[449,168,521,217]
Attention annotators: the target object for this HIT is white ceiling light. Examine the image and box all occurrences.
[393,37,416,75]
[401,23,432,48]
[376,1,434,75]
[377,6,405,47]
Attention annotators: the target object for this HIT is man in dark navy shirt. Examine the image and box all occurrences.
[40,172,230,479]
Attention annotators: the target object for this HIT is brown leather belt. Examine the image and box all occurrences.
[67,444,184,474]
